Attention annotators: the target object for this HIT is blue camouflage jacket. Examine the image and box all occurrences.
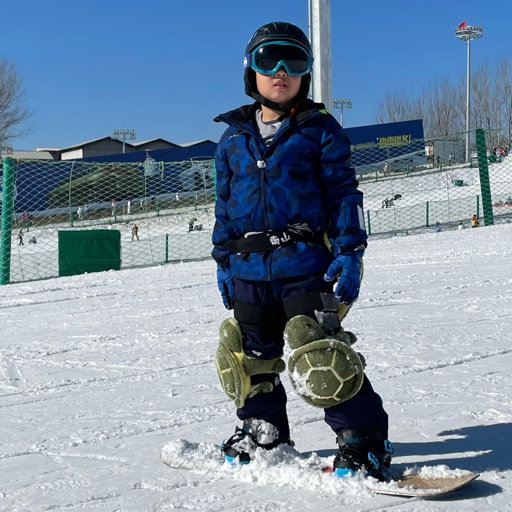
[212,99,367,281]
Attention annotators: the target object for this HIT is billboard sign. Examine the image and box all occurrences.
[344,119,425,173]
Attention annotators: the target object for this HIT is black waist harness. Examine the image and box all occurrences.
[221,223,325,253]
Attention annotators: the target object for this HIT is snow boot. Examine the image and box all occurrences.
[333,427,393,478]
[221,418,293,465]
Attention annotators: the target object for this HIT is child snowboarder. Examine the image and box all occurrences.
[471,214,479,228]
[212,21,391,478]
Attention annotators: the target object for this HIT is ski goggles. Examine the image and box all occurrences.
[244,41,313,77]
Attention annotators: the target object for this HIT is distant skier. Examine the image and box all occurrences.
[28,235,37,244]
[131,223,140,241]
[18,229,24,245]
[188,217,197,232]
[471,214,479,228]
[434,222,442,233]
[458,220,465,230]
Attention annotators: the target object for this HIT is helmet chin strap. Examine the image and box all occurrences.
[252,91,293,117]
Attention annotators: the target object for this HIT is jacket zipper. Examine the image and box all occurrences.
[227,110,322,280]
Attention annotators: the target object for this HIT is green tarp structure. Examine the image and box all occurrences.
[58,230,121,277]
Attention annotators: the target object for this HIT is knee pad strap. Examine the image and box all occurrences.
[216,318,285,408]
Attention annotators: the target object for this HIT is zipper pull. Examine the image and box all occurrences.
[257,160,266,169]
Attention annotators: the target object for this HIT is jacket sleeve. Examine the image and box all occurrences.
[212,134,236,268]
[318,116,367,254]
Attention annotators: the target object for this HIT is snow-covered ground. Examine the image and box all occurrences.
[1,223,512,511]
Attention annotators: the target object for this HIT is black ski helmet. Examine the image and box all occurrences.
[244,21,312,113]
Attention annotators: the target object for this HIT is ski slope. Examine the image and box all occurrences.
[1,223,512,511]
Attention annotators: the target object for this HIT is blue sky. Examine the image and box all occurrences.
[1,0,509,150]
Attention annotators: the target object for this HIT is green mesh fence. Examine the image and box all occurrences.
[354,129,512,237]
[0,158,215,283]
[1,128,511,284]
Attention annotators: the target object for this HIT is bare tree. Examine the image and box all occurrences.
[373,57,512,141]
[0,56,32,143]
[374,90,425,125]
[374,81,461,138]
[498,59,512,145]
[471,62,492,133]
[426,78,460,136]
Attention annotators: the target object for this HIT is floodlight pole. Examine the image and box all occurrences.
[310,0,333,114]
[0,140,14,160]
[333,98,352,128]
[112,129,137,153]
[456,25,483,163]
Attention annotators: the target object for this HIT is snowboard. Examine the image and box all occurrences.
[161,439,479,498]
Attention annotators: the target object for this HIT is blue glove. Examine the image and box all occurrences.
[217,266,236,310]
[323,251,363,305]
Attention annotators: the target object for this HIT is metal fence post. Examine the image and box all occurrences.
[366,210,371,235]
[426,201,429,227]
[0,158,15,285]
[68,162,75,227]
[165,234,169,263]
[475,129,494,226]
[476,195,480,219]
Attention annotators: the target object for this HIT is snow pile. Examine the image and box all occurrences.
[161,439,375,497]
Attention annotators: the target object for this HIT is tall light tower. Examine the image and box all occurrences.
[455,22,483,162]
[309,0,333,113]
[0,141,14,160]
[112,129,136,154]
[333,98,352,128]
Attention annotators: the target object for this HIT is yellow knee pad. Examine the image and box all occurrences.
[286,315,365,408]
[215,318,285,408]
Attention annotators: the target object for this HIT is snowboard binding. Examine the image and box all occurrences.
[333,427,393,479]
[221,418,293,465]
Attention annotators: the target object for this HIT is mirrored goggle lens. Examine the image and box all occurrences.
[253,44,310,74]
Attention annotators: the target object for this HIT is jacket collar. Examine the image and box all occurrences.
[214,99,325,134]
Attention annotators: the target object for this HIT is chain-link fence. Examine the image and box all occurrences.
[354,129,511,238]
[1,128,511,284]
[0,158,216,283]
